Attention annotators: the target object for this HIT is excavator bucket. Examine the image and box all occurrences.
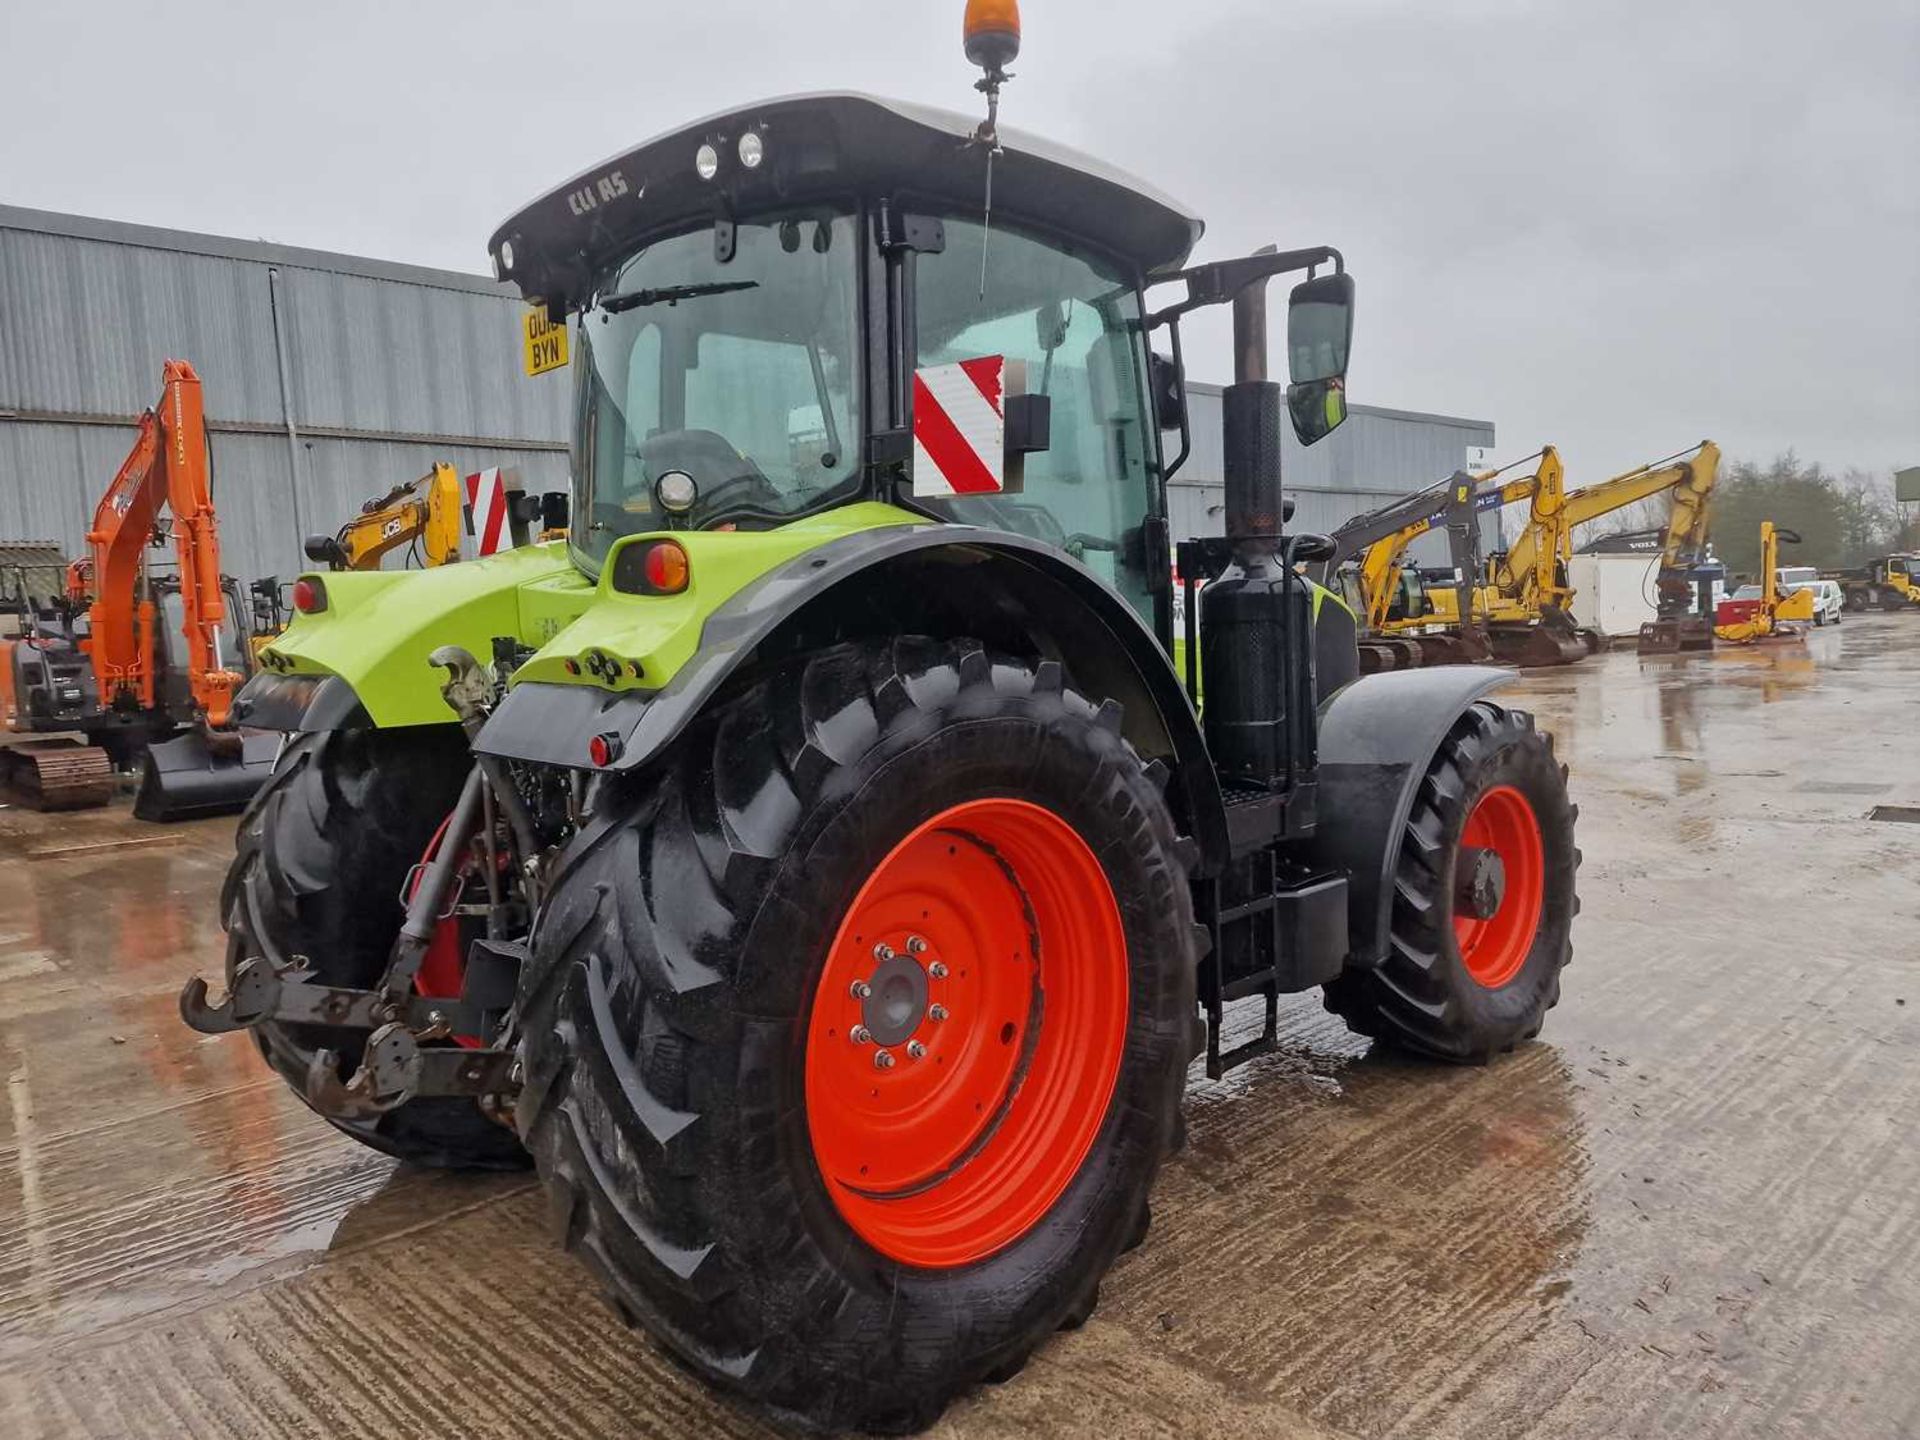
[1486,624,1591,668]
[1637,616,1714,654]
[133,729,278,822]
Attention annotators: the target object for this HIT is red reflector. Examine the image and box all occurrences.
[587,732,619,767]
[642,541,690,594]
[291,578,325,613]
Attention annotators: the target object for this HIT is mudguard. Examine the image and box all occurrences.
[1306,665,1512,967]
[477,525,1230,872]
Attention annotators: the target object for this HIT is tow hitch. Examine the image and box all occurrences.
[179,646,534,1118]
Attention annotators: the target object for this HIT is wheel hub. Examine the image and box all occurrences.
[1454,845,1507,921]
[861,950,931,1047]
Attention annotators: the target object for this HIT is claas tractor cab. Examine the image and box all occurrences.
[182,9,1579,1431]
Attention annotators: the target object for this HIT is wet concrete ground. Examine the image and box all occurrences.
[1,616,1915,1439]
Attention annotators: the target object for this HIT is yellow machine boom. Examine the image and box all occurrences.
[308,463,463,571]
[1714,520,1816,643]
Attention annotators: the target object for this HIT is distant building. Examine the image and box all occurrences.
[1169,383,1498,566]
[0,205,567,584]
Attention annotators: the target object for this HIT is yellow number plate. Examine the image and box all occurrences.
[522,308,569,377]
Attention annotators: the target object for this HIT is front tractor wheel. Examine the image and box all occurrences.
[1324,701,1579,1061]
[515,638,1197,1433]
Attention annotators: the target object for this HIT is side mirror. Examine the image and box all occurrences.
[1288,378,1347,447]
[540,491,570,533]
[1286,272,1355,446]
[1147,350,1185,432]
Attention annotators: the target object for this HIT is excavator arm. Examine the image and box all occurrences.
[310,463,464,571]
[71,360,241,727]
[1539,443,1719,583]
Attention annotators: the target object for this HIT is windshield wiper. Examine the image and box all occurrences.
[597,280,759,314]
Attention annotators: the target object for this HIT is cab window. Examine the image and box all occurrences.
[913,218,1160,620]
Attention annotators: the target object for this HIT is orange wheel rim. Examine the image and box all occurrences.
[804,798,1129,1269]
[1452,784,1545,988]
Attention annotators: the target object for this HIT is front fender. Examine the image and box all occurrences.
[1305,665,1512,967]
[477,526,1229,872]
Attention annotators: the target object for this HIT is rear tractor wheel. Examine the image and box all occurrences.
[1324,700,1578,1062]
[514,637,1197,1433]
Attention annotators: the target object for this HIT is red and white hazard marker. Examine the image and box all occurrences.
[466,467,514,555]
[912,356,1005,497]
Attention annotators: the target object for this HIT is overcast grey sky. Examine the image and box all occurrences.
[4,0,1914,483]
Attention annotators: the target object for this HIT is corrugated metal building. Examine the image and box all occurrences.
[1169,383,1496,564]
[0,205,569,583]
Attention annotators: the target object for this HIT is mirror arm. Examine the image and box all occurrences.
[1161,317,1193,482]
[1146,244,1344,328]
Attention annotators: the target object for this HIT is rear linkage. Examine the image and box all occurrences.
[179,645,539,1120]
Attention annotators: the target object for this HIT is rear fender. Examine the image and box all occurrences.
[476,526,1229,872]
[1305,666,1512,967]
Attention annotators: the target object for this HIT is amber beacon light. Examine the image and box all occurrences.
[963,0,1021,73]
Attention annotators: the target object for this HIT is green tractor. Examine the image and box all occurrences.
[182,17,1578,1433]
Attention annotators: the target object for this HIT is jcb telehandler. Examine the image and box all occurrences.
[182,7,1579,1430]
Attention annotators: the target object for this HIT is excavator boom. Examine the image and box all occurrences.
[312,462,464,570]
[73,360,244,726]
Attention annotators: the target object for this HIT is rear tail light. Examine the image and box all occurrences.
[291,577,328,613]
[638,541,690,595]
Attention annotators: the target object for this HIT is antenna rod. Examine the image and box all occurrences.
[974,76,1003,300]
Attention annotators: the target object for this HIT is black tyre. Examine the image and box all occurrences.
[1323,701,1578,1062]
[515,637,1197,1433]
[222,727,529,1169]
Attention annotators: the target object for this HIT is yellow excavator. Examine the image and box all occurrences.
[1713,520,1816,643]
[302,462,464,572]
[1333,441,1720,668]
[1481,440,1719,661]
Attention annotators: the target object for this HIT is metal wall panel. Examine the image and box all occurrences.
[1178,385,1494,494]
[1,206,572,590]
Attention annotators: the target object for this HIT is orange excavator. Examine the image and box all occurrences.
[1,360,275,818]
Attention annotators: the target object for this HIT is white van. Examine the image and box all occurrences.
[1777,568,1844,625]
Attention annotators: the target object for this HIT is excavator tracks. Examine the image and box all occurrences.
[0,740,114,810]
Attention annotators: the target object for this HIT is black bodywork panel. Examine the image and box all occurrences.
[230,672,372,732]
[1304,665,1512,968]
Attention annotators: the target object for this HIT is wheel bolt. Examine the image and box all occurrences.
[849,980,872,1000]
[873,942,895,962]
[874,1049,896,1070]
[850,1025,873,1045]
[906,936,928,955]
[929,1004,949,1022]
[928,961,949,979]
[906,1040,927,1060]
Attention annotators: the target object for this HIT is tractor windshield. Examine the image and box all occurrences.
[570,205,862,567]
[914,219,1160,621]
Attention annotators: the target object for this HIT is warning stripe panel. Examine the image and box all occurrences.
[912,356,1005,497]
[913,373,1001,495]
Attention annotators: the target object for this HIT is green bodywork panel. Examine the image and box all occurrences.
[258,503,925,727]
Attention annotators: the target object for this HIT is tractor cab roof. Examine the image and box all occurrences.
[489,91,1203,313]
